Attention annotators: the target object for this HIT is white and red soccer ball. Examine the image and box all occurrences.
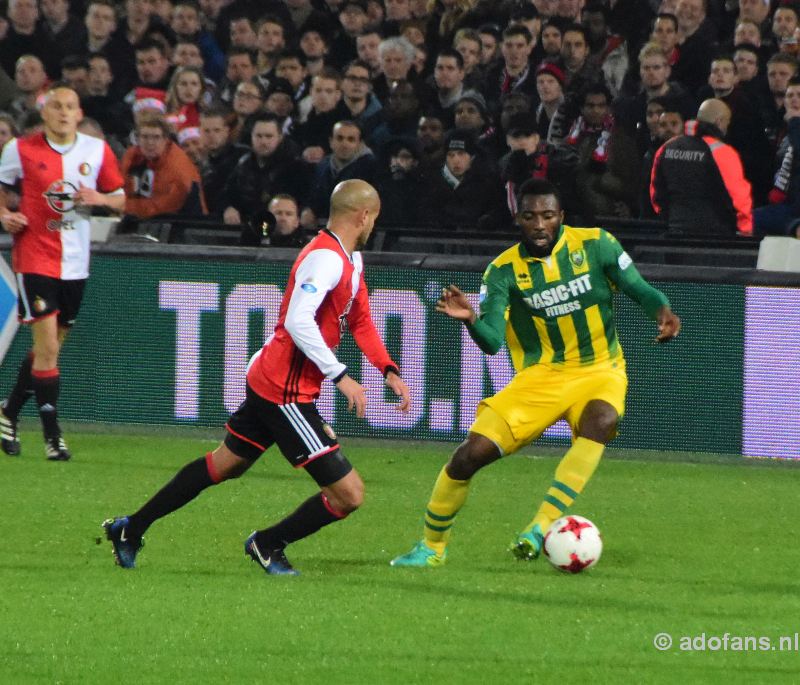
[543,515,602,573]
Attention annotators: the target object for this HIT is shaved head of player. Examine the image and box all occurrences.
[328,179,381,250]
[40,86,83,144]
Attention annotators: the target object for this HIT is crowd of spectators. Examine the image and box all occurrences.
[2,0,800,242]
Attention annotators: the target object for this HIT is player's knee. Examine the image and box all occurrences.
[447,435,499,480]
[209,445,251,481]
[33,346,59,368]
[217,460,248,480]
[578,402,619,443]
[340,479,365,512]
[325,476,364,514]
[327,487,363,514]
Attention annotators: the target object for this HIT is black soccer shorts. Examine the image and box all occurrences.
[16,273,86,327]
[224,384,353,487]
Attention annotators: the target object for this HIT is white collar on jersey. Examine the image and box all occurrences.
[45,133,80,155]
[323,228,355,263]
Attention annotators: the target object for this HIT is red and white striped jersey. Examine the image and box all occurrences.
[247,229,397,404]
[0,132,124,280]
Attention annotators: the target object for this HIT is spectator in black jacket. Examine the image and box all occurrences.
[341,59,385,142]
[241,194,309,247]
[373,36,416,104]
[303,120,379,226]
[222,112,311,225]
[0,0,57,79]
[763,53,799,151]
[500,112,577,216]
[699,54,772,204]
[417,128,508,230]
[82,53,134,140]
[672,0,717,96]
[755,78,800,236]
[614,42,695,158]
[295,67,350,163]
[40,0,88,70]
[267,195,308,247]
[374,137,425,226]
[638,96,684,219]
[369,79,421,151]
[200,107,248,217]
[419,48,466,129]
[482,25,538,113]
[535,62,566,140]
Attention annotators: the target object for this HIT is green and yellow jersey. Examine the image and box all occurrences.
[467,225,669,370]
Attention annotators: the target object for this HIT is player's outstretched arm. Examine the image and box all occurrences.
[335,374,368,418]
[435,285,477,323]
[655,306,681,343]
[385,371,411,412]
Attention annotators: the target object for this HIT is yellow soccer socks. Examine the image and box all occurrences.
[527,437,605,534]
[422,466,470,555]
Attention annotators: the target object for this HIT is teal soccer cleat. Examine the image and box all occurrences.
[511,524,544,561]
[390,540,446,567]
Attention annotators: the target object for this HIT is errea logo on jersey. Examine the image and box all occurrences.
[42,180,78,214]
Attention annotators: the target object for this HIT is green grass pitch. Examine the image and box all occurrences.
[2,428,800,684]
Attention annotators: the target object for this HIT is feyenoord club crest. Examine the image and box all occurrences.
[322,423,337,440]
[569,249,586,268]
[42,180,79,213]
[79,162,91,176]
[33,296,47,313]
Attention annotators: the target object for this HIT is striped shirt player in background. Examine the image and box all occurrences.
[0,84,125,461]
[392,178,681,568]
[103,180,411,574]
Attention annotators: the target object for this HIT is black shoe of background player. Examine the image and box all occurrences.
[45,435,71,461]
[0,403,20,456]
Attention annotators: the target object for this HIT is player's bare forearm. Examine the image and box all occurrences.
[102,192,126,214]
[0,189,28,233]
[74,185,126,214]
[0,186,20,211]
[655,305,681,342]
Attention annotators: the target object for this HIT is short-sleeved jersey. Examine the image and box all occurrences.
[470,225,669,370]
[247,229,396,404]
[0,132,124,280]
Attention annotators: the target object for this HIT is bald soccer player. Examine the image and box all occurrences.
[103,180,411,575]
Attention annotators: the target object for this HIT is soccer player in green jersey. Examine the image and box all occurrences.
[391,178,681,567]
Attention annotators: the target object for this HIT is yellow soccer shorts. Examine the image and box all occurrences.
[470,360,628,455]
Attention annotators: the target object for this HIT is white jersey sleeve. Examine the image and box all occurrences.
[0,138,22,188]
[284,248,347,380]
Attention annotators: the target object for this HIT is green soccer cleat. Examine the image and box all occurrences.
[390,541,446,568]
[511,524,544,561]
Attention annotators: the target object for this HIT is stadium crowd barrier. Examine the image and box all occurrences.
[0,242,797,458]
[112,216,763,266]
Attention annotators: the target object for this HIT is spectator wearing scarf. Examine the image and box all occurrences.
[755,79,800,235]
